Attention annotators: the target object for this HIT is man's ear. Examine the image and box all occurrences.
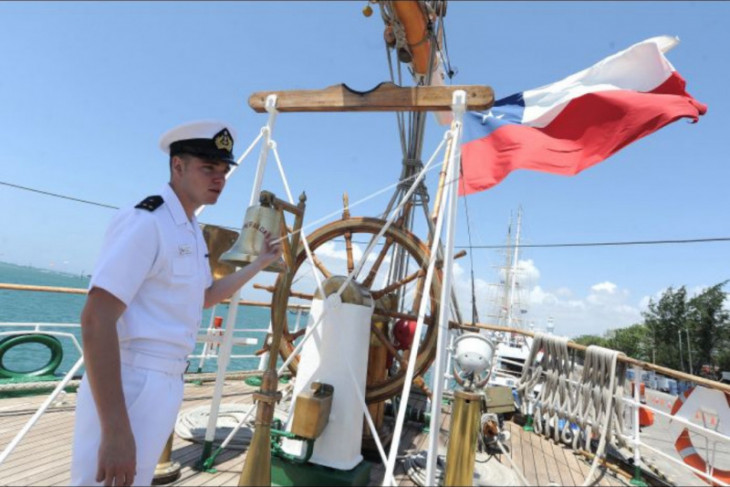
[171,155,185,177]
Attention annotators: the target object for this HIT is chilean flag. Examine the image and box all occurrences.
[459,36,707,196]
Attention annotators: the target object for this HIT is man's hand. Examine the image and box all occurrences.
[81,288,135,486]
[96,423,136,486]
[204,234,285,308]
[257,234,283,268]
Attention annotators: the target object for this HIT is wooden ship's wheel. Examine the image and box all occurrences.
[265,214,442,404]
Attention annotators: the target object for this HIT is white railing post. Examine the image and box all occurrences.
[196,308,219,373]
[632,365,644,484]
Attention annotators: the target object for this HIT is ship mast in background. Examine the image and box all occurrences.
[488,207,529,331]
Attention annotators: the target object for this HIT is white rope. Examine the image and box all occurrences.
[234,127,449,484]
[496,439,529,486]
[402,450,445,486]
[344,359,397,486]
[383,128,455,486]
[275,143,445,240]
[262,132,447,379]
[515,332,548,415]
[581,346,622,486]
[204,383,294,453]
[249,99,453,487]
[516,334,627,485]
[175,403,256,450]
[269,140,325,300]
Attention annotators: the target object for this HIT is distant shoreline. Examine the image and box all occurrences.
[0,260,91,281]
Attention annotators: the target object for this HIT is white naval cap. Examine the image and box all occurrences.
[159,120,238,165]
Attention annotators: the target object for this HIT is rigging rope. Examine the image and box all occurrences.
[461,184,479,323]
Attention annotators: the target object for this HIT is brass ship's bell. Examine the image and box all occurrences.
[220,192,286,273]
[200,224,239,280]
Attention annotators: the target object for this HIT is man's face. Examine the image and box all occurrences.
[173,155,231,206]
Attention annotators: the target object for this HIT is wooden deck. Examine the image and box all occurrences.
[0,380,629,486]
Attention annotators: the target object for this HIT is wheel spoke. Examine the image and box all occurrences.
[344,231,355,275]
[362,236,395,289]
[310,252,333,279]
[255,283,314,301]
[373,308,432,325]
[370,323,406,368]
[371,267,425,300]
[289,290,314,301]
[411,272,427,316]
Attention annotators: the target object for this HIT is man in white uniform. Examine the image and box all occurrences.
[70,121,282,487]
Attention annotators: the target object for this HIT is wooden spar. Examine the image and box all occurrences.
[462,321,730,395]
[248,82,494,113]
[0,282,309,310]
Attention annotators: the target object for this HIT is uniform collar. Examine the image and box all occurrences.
[161,183,195,227]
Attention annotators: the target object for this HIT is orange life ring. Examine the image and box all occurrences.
[671,387,730,486]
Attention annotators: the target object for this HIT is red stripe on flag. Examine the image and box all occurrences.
[459,72,706,196]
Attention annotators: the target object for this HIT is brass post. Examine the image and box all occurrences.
[362,294,398,455]
[238,192,306,487]
[238,370,281,486]
[152,432,181,485]
[444,390,481,486]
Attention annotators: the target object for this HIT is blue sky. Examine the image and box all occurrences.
[0,1,727,338]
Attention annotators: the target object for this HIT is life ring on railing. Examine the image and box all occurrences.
[0,334,64,379]
[670,386,730,486]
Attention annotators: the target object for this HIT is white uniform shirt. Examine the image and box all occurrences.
[89,183,213,359]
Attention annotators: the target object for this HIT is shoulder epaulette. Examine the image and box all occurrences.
[135,195,164,212]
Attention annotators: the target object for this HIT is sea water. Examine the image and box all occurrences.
[0,261,282,377]
[0,262,440,392]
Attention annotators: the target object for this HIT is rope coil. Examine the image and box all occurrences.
[516,333,628,485]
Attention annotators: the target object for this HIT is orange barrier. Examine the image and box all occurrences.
[671,387,730,486]
[630,382,655,427]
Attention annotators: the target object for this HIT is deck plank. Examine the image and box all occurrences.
[504,422,527,483]
[557,440,590,486]
[533,431,569,486]
[519,424,539,485]
[527,429,556,485]
[545,435,576,487]
[0,381,634,487]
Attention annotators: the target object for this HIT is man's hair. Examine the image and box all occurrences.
[169,154,193,178]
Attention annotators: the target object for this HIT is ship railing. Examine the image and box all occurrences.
[525,365,730,486]
[0,282,311,377]
[0,283,309,467]
[618,389,730,487]
[458,321,730,486]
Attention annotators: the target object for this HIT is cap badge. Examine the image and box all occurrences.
[214,128,233,152]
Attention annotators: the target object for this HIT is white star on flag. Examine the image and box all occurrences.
[482,110,505,123]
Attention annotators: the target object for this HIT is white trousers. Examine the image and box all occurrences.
[70,351,185,486]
